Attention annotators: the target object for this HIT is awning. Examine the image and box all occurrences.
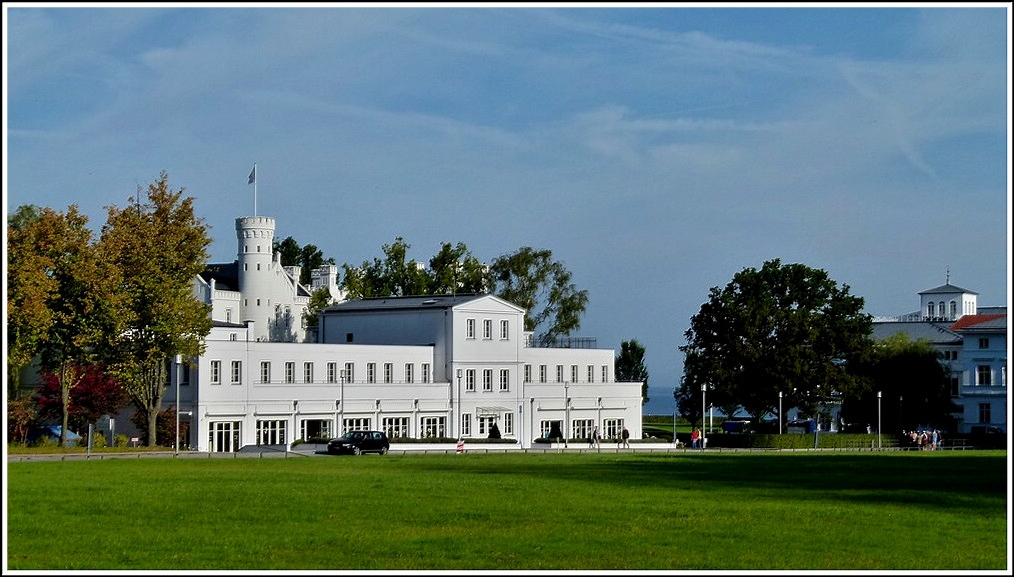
[476,406,512,417]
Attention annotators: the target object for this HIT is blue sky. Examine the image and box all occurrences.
[4,4,1010,415]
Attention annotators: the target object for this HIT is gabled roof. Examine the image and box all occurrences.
[323,293,523,314]
[950,314,1007,332]
[870,321,962,345]
[919,283,976,296]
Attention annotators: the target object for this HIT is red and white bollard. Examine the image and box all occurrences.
[456,439,464,454]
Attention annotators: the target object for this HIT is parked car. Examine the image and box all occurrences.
[327,430,390,455]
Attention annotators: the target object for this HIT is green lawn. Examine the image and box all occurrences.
[5,451,1008,570]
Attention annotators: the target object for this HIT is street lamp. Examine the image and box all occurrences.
[877,391,882,450]
[174,354,182,455]
[456,369,462,440]
[778,391,783,435]
[564,381,570,448]
[701,384,706,450]
[339,370,346,435]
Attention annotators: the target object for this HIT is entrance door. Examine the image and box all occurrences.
[209,421,241,452]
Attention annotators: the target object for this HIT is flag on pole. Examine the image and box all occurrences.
[248,165,256,185]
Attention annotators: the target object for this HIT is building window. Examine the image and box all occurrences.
[572,419,594,442]
[601,365,609,382]
[979,338,989,349]
[927,302,935,318]
[382,417,409,439]
[260,361,271,384]
[500,320,509,340]
[571,365,579,383]
[300,419,333,441]
[539,365,547,383]
[483,369,493,392]
[327,362,338,384]
[483,319,492,340]
[304,362,314,384]
[285,362,295,384]
[466,319,476,339]
[405,363,414,384]
[587,365,595,383]
[949,301,957,319]
[978,403,991,425]
[367,363,377,384]
[466,369,476,392]
[461,413,472,437]
[556,365,564,383]
[503,413,514,435]
[420,416,446,438]
[342,418,371,433]
[226,309,232,323]
[949,377,960,397]
[210,361,221,385]
[499,369,510,392]
[977,366,992,386]
[478,416,498,436]
[604,418,624,440]
[256,420,286,445]
[422,363,430,383]
[231,361,242,384]
[230,333,237,341]
[344,362,355,383]
[524,364,532,383]
[384,363,393,384]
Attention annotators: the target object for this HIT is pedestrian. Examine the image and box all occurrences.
[931,429,938,451]
[691,428,700,450]
[621,426,630,449]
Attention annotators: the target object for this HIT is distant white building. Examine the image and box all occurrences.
[871,282,1008,434]
[167,215,643,451]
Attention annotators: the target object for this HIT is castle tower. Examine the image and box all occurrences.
[236,216,276,333]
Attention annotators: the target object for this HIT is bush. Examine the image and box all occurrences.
[114,434,130,448]
[77,430,108,449]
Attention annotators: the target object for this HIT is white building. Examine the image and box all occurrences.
[169,215,643,451]
[871,282,1008,434]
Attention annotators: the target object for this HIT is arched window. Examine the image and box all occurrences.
[927,302,935,318]
[949,301,957,319]
[938,301,945,319]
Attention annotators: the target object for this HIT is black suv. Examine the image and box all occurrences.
[327,430,390,455]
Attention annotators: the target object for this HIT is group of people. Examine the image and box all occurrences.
[585,426,631,449]
[690,428,705,450]
[903,429,942,450]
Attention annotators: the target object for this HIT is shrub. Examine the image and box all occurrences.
[114,434,130,448]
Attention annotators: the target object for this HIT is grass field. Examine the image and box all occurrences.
[5,451,1009,571]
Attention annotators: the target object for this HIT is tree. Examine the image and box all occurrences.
[303,286,333,328]
[489,247,589,346]
[615,339,649,405]
[427,242,491,295]
[8,205,118,446]
[99,172,213,447]
[674,378,705,430]
[679,259,875,425]
[7,395,37,445]
[34,363,129,433]
[341,237,430,299]
[274,236,335,287]
[839,332,956,434]
[6,204,53,395]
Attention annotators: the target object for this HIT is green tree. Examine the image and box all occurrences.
[840,332,956,434]
[342,237,431,299]
[488,247,589,346]
[427,242,491,295]
[679,259,874,424]
[99,172,213,447]
[9,205,118,447]
[303,286,333,328]
[274,236,335,287]
[615,339,649,406]
[7,204,55,394]
[674,378,705,430]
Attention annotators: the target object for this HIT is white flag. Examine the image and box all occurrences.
[248,165,256,185]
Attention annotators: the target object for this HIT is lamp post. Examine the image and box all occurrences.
[456,369,462,439]
[564,381,570,448]
[339,370,346,436]
[701,384,706,450]
[174,354,181,455]
[778,391,783,435]
[877,391,882,450]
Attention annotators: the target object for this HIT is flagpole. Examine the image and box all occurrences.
[249,163,258,216]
